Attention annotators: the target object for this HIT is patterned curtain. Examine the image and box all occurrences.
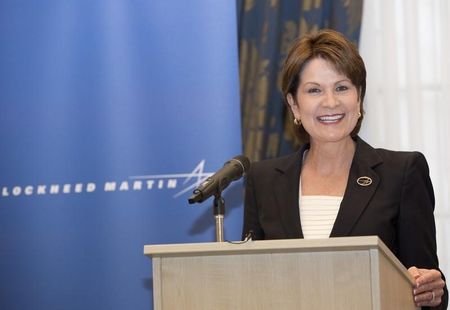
[238,0,363,161]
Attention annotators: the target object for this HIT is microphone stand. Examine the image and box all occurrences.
[213,193,225,242]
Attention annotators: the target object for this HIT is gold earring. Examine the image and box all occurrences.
[358,112,362,118]
[294,118,301,126]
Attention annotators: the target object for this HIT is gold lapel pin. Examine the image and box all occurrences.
[357,176,372,187]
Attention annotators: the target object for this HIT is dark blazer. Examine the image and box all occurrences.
[243,136,447,309]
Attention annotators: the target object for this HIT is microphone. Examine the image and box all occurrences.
[188,155,250,204]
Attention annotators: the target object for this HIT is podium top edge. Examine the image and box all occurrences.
[144,236,383,257]
[144,236,415,286]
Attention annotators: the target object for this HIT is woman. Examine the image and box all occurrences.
[242,29,447,309]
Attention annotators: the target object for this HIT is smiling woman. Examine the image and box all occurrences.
[242,29,448,309]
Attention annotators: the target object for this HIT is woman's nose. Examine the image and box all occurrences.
[322,90,339,108]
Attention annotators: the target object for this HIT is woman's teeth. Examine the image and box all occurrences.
[317,114,344,123]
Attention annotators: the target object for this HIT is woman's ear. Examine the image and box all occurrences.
[287,93,300,117]
[286,93,295,108]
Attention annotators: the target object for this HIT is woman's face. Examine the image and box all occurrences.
[287,57,360,144]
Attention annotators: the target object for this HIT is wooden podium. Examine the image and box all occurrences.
[144,236,418,310]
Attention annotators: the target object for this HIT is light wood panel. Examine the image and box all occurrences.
[145,236,418,310]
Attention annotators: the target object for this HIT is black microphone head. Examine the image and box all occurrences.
[229,155,251,174]
[188,155,251,204]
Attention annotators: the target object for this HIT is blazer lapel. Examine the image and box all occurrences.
[330,137,382,237]
[273,146,308,239]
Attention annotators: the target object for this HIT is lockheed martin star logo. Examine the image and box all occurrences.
[129,160,213,198]
[1,160,213,199]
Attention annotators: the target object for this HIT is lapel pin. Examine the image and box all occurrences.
[357,176,372,187]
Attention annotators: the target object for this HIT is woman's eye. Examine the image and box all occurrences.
[307,88,321,94]
[336,85,348,92]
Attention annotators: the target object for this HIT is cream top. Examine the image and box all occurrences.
[299,195,342,239]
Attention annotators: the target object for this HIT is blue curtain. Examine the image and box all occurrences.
[238,0,363,161]
[0,1,241,309]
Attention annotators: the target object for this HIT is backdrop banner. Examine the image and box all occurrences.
[0,1,242,309]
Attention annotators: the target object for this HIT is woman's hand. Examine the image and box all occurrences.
[408,266,445,307]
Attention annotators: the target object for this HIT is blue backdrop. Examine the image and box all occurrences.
[0,1,242,309]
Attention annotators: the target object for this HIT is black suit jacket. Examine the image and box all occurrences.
[243,136,447,309]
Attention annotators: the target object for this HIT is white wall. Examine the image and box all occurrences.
[359,0,450,279]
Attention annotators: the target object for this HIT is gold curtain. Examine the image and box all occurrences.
[238,0,363,161]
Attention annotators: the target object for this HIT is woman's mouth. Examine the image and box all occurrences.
[316,113,345,124]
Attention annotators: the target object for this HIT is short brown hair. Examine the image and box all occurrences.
[281,29,366,144]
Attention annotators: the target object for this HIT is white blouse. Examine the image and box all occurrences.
[299,195,343,239]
